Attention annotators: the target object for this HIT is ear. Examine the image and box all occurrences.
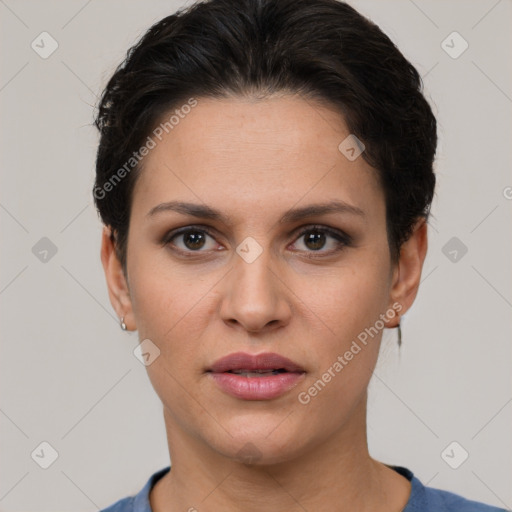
[100,225,136,331]
[385,217,428,327]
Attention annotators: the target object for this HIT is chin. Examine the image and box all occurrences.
[209,424,307,467]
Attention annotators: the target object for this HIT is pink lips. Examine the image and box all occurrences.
[206,352,306,400]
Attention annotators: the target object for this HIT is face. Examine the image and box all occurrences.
[102,95,424,465]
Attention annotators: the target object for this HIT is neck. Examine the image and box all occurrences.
[150,395,411,512]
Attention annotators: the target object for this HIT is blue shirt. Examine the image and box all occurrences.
[100,465,508,511]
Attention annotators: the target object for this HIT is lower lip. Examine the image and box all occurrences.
[208,371,305,400]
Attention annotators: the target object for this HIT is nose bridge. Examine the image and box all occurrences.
[233,235,276,300]
[221,235,285,331]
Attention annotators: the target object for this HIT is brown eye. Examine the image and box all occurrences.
[303,230,327,251]
[163,227,218,253]
[290,225,351,256]
[181,231,208,250]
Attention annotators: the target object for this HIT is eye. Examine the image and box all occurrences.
[163,226,219,254]
[162,224,352,257]
[290,225,351,256]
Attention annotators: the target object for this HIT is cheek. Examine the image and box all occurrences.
[128,274,174,339]
[129,267,211,415]
[127,244,195,335]
[295,252,390,394]
[298,257,389,345]
[131,275,205,348]
[128,254,216,373]
[294,268,387,428]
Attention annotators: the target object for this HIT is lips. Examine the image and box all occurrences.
[207,352,305,374]
[206,352,306,400]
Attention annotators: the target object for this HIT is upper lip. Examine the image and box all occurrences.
[207,352,305,373]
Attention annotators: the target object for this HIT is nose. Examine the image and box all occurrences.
[219,242,292,334]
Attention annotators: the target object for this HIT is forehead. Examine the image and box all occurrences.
[130,95,385,227]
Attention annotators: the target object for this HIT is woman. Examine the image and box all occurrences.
[94,0,506,510]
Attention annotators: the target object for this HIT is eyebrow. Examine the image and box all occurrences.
[146,200,365,224]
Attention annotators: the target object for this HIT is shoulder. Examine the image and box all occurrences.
[99,466,171,512]
[419,484,508,512]
[392,465,508,512]
[99,496,134,512]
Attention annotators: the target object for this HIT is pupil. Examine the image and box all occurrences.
[184,232,205,250]
[305,231,325,250]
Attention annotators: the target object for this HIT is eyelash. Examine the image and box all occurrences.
[161,224,352,258]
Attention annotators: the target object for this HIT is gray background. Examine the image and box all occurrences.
[1,0,511,510]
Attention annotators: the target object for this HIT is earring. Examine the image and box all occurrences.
[120,316,127,331]
[397,317,402,348]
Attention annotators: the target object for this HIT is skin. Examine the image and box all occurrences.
[101,95,428,511]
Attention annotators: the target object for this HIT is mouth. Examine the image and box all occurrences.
[223,369,290,377]
[206,351,306,375]
[206,352,306,400]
